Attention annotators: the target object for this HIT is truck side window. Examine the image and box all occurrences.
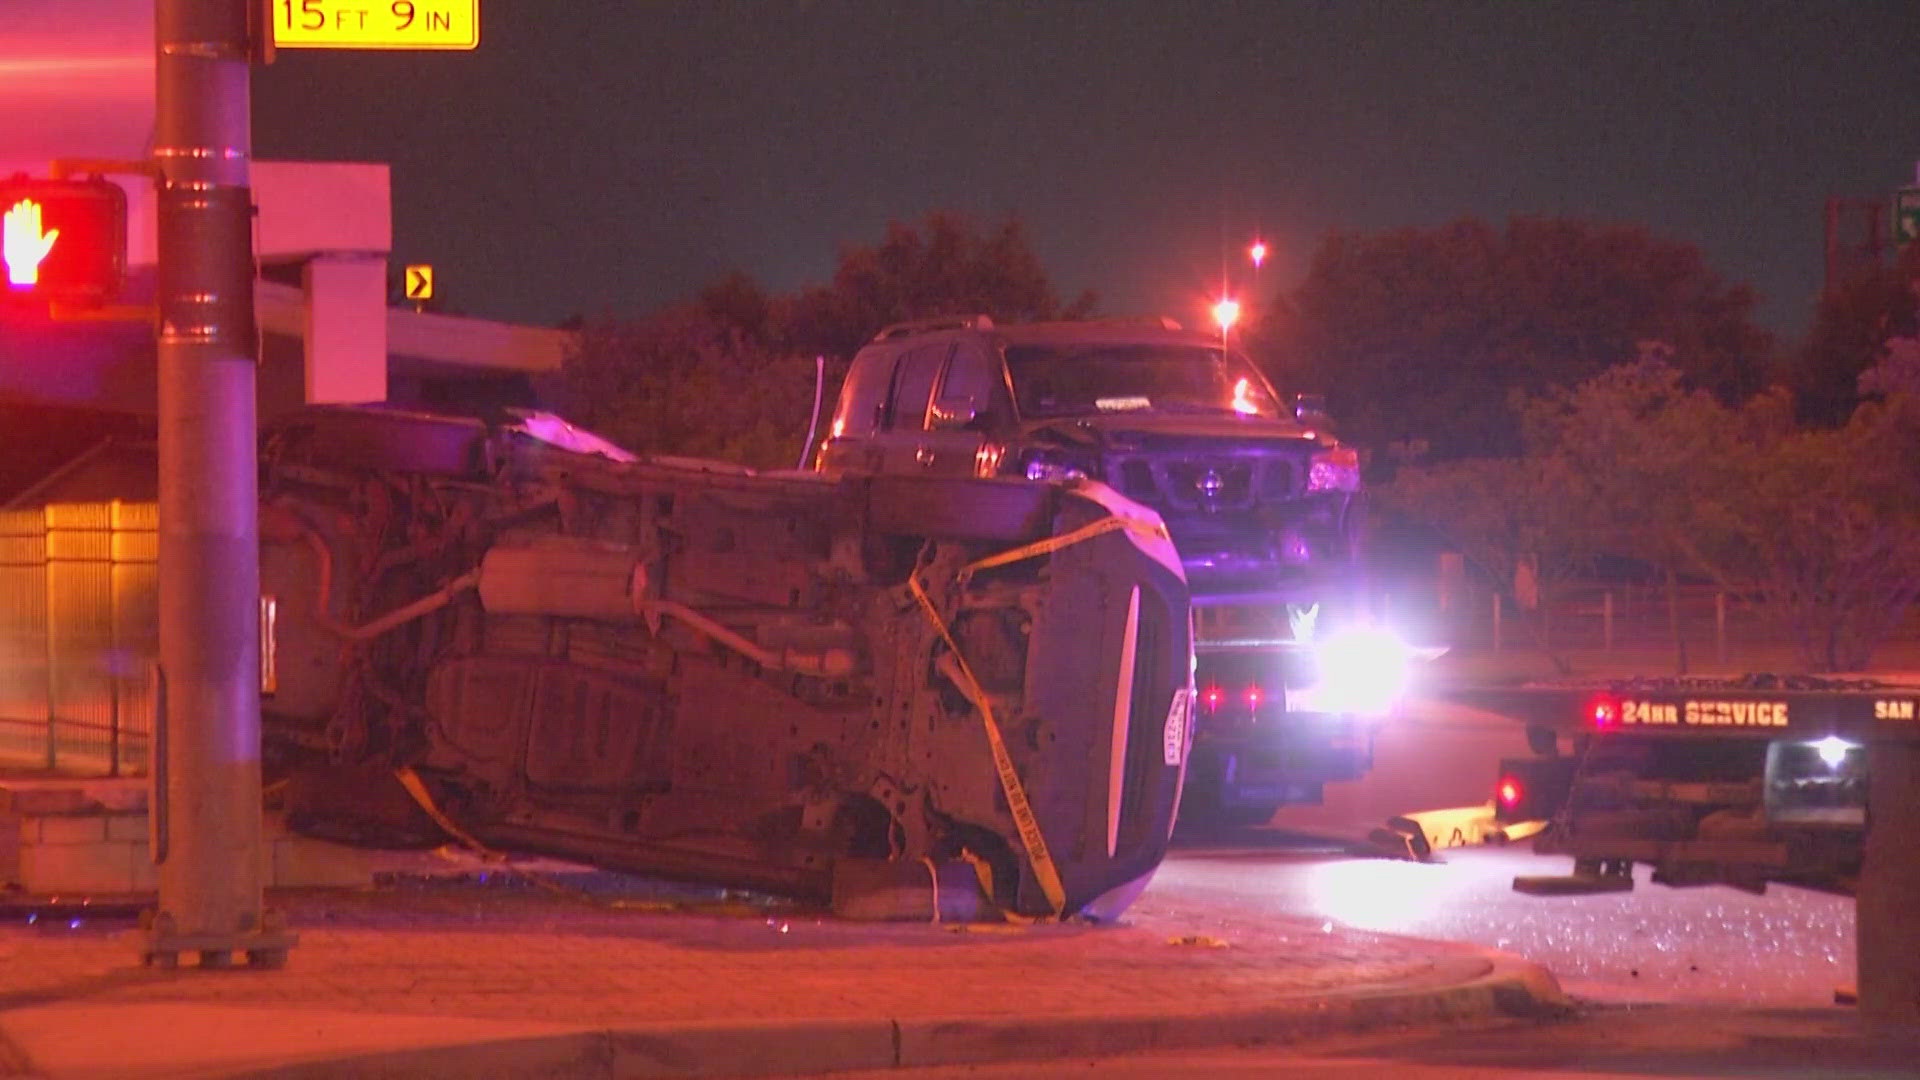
[885,344,949,432]
[832,346,900,438]
[932,343,1002,429]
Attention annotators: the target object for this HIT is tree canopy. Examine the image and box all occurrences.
[1282,217,1772,463]
[1384,358,1920,671]
[785,212,1097,360]
[1781,242,1920,427]
[556,211,1091,469]
[554,302,819,471]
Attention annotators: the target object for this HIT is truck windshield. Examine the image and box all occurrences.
[1004,344,1286,420]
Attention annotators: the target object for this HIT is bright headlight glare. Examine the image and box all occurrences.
[1811,735,1857,769]
[1307,624,1413,716]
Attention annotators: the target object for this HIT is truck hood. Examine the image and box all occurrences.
[1018,411,1327,452]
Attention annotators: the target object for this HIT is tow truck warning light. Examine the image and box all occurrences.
[0,176,127,308]
[1588,696,1618,728]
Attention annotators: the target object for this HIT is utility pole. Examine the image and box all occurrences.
[1859,730,1920,1023]
[143,0,294,969]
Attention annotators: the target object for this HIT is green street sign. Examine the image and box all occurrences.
[1895,187,1920,245]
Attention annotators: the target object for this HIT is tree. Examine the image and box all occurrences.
[1512,359,1920,672]
[1859,334,1920,397]
[1727,400,1920,671]
[1787,244,1920,426]
[553,212,1099,470]
[554,302,819,471]
[1283,217,1772,464]
[1515,361,1778,670]
[1375,454,1599,657]
[786,212,1096,360]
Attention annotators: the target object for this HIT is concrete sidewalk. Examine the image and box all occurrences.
[0,878,1569,1079]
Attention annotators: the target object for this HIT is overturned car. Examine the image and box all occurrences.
[258,407,1192,920]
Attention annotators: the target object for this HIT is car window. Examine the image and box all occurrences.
[931,343,1003,428]
[935,344,995,407]
[886,343,949,431]
[1004,343,1285,420]
[832,346,903,438]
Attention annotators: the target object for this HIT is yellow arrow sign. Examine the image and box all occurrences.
[405,264,434,301]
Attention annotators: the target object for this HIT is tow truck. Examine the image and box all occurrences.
[1459,675,1912,895]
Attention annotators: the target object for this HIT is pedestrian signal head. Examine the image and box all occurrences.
[0,175,127,308]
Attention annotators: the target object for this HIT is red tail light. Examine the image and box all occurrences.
[1496,776,1523,809]
[1244,684,1263,709]
[1588,695,1619,728]
[1202,685,1224,712]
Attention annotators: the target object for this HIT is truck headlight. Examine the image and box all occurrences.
[1307,447,1360,493]
[1022,451,1094,483]
[1298,623,1414,716]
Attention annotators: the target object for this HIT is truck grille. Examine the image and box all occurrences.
[1119,460,1157,502]
[1112,456,1299,512]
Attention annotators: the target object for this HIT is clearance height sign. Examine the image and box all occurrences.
[272,0,479,50]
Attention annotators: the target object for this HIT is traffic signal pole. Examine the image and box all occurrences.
[143,0,293,969]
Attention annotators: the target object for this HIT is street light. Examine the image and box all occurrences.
[1212,295,1240,357]
[1212,296,1241,336]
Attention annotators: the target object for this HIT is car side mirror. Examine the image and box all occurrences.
[927,398,979,431]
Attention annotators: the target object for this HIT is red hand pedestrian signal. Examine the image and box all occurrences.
[4,199,58,286]
[0,175,127,307]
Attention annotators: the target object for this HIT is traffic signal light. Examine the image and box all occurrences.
[0,175,127,308]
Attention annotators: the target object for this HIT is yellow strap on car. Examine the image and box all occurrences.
[396,766,505,861]
[395,766,597,904]
[957,514,1165,579]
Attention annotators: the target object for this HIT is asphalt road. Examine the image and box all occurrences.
[1262,692,1537,842]
[1151,841,1854,1008]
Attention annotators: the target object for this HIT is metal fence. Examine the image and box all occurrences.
[0,501,156,776]
[1392,564,1920,672]
[1448,582,1787,656]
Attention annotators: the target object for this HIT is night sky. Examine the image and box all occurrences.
[251,1,1920,339]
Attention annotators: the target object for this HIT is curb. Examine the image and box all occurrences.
[228,954,1571,1079]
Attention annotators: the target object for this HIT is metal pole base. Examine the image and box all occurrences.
[140,910,298,971]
